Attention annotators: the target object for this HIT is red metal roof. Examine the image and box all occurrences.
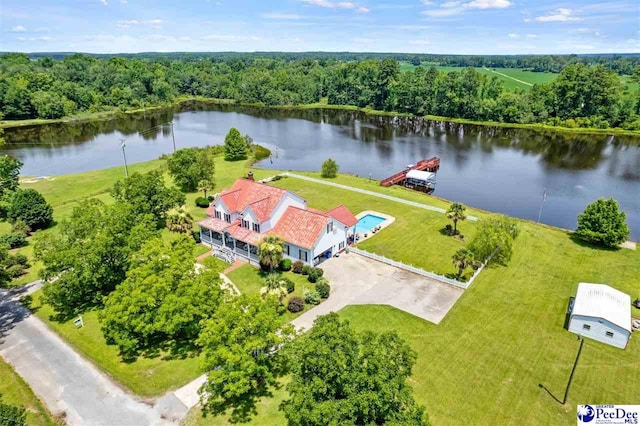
[271,206,329,250]
[326,205,358,227]
[218,179,287,221]
[198,217,264,245]
[198,217,232,233]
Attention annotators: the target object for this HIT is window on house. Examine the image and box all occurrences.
[582,324,590,331]
[224,213,231,222]
[241,219,249,229]
[327,222,333,233]
[339,241,345,250]
[605,331,614,338]
[285,245,290,255]
[253,223,261,233]
[299,249,307,262]
[215,210,221,219]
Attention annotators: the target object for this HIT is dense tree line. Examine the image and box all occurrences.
[1,53,639,130]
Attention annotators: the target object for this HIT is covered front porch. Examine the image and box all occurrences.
[199,217,262,265]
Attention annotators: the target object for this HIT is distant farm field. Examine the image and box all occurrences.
[399,61,557,91]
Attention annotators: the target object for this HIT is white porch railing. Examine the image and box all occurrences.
[348,247,487,290]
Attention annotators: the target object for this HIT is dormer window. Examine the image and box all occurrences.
[241,219,249,229]
[224,213,231,222]
[327,222,333,233]
[253,223,261,233]
[215,210,221,219]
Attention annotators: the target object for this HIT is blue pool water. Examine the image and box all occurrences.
[355,214,386,235]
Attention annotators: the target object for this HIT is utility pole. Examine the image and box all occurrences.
[537,188,547,223]
[562,337,584,404]
[120,139,129,178]
[170,121,176,153]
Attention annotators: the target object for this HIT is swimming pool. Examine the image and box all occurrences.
[355,214,386,235]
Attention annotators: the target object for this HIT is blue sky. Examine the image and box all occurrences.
[1,0,639,54]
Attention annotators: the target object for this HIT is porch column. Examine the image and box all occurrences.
[247,243,250,259]
[222,232,226,246]
[209,229,212,242]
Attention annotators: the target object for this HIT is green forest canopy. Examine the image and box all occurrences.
[1,52,639,130]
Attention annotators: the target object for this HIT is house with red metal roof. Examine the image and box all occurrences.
[198,174,358,266]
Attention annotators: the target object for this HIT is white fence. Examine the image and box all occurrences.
[348,247,486,290]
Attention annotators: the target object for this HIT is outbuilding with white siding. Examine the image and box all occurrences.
[568,283,631,349]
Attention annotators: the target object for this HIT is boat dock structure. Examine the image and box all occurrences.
[380,157,440,193]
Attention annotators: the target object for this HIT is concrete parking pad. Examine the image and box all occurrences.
[291,253,463,331]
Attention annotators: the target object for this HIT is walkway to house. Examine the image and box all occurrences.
[223,259,247,274]
[283,173,478,221]
[291,253,463,331]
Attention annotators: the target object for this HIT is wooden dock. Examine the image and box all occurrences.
[380,157,440,187]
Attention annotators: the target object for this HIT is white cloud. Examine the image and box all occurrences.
[262,13,304,19]
[301,0,357,9]
[534,8,582,22]
[466,0,510,9]
[526,33,537,38]
[201,34,262,42]
[357,6,369,12]
[16,36,52,41]
[423,0,511,18]
[352,37,376,43]
[508,33,519,38]
[421,0,435,4]
[117,19,165,28]
[100,0,108,5]
[120,0,128,3]
[10,25,27,32]
[409,38,431,45]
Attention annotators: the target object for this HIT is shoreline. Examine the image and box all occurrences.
[2,97,640,138]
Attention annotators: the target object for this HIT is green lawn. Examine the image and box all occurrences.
[184,221,640,425]
[227,264,322,322]
[0,357,57,425]
[270,174,478,277]
[25,291,202,397]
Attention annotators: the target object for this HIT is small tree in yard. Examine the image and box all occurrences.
[198,179,213,198]
[576,198,629,248]
[258,235,284,272]
[167,147,215,192]
[260,273,288,302]
[452,248,480,280]
[165,206,194,233]
[223,127,248,161]
[446,202,467,236]
[0,393,27,426]
[321,158,338,178]
[7,188,53,230]
[468,214,519,266]
[0,155,23,195]
[198,295,295,421]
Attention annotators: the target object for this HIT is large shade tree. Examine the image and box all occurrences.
[575,198,629,248]
[101,236,226,358]
[197,295,295,421]
[36,200,157,317]
[223,127,248,161]
[7,189,53,231]
[283,313,428,426]
[167,147,215,192]
[0,155,23,195]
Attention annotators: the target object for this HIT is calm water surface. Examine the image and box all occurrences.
[4,104,640,240]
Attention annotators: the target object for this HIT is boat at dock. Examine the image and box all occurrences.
[380,157,440,194]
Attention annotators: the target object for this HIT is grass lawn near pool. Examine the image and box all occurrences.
[0,356,58,425]
[270,175,478,277]
[24,291,202,397]
[226,263,322,322]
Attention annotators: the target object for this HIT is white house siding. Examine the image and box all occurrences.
[283,243,312,265]
[568,314,630,349]
[312,220,349,263]
[262,193,306,232]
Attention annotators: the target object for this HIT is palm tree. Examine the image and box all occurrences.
[198,179,213,198]
[258,235,284,272]
[446,202,467,235]
[452,248,479,280]
[166,206,194,233]
[260,273,287,302]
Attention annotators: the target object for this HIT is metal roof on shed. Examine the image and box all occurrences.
[406,170,436,181]
[572,283,631,332]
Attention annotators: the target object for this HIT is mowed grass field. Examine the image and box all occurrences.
[399,62,639,94]
[0,357,57,425]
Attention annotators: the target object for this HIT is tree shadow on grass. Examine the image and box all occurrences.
[201,384,279,424]
[568,233,620,252]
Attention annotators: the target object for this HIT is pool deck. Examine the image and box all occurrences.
[354,210,395,243]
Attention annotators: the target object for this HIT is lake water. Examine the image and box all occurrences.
[3,103,640,240]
